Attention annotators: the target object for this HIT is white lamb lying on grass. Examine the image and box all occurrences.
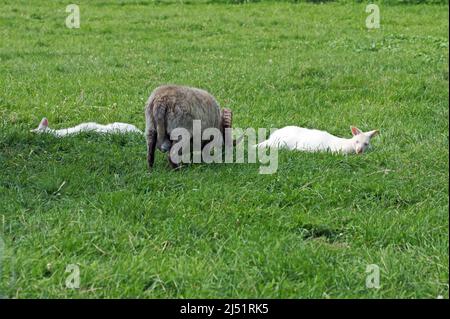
[256,126,379,154]
[31,117,143,137]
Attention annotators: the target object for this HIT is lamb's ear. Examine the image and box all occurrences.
[351,126,362,136]
[38,117,49,129]
[366,130,379,138]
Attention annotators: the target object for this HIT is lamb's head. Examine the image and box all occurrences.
[30,117,49,133]
[350,126,379,154]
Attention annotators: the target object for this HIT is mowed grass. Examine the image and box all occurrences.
[0,0,448,298]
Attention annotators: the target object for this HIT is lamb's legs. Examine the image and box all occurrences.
[147,129,157,170]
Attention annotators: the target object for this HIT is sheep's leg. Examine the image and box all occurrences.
[147,129,157,170]
[145,103,158,171]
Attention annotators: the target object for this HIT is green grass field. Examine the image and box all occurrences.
[0,0,448,298]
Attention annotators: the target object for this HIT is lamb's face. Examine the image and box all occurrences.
[30,117,49,133]
[352,134,372,154]
[350,127,379,154]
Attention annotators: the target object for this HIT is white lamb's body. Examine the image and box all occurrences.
[48,122,143,137]
[257,126,379,154]
[31,118,143,137]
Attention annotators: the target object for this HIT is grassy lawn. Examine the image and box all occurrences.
[0,0,448,298]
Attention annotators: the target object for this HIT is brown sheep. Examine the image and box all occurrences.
[144,85,233,170]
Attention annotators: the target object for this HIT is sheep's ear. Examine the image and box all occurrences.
[366,130,379,138]
[38,117,49,129]
[351,126,362,136]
